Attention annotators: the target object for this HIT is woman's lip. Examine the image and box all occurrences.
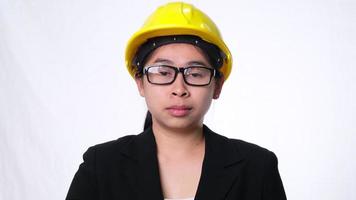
[166,106,192,117]
[167,105,192,110]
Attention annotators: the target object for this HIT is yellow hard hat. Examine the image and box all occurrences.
[125,1,233,80]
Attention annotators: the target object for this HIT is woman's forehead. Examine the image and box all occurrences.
[145,43,211,66]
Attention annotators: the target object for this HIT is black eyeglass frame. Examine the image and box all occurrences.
[143,65,217,86]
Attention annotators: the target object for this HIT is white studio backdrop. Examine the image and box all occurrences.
[0,0,355,199]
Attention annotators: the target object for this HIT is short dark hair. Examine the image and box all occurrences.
[133,35,225,78]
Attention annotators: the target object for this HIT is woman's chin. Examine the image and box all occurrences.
[153,117,203,132]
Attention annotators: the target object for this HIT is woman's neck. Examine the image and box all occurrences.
[151,123,205,157]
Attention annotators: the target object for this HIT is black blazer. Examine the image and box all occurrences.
[66,125,286,200]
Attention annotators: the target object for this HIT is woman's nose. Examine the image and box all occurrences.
[171,73,189,97]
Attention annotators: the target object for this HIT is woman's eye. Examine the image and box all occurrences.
[158,71,171,76]
[186,67,210,78]
[191,72,203,78]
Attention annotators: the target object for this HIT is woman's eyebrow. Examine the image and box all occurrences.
[151,58,174,64]
[186,60,210,67]
[151,58,210,67]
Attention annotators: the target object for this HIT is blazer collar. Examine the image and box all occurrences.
[195,125,245,200]
[120,125,245,200]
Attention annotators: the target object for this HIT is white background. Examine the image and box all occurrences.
[1,0,355,199]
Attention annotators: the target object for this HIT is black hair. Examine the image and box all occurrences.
[144,111,152,131]
[133,35,225,77]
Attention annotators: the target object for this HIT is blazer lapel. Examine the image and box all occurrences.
[195,126,245,200]
[119,127,164,200]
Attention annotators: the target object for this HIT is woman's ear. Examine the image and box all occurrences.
[135,76,145,97]
[213,78,224,99]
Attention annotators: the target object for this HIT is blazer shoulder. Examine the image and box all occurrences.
[227,137,277,161]
[227,138,286,199]
[96,134,135,150]
[84,134,137,160]
[66,134,139,200]
[204,125,277,161]
[94,135,137,153]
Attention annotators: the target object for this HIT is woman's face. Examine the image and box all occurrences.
[135,43,224,131]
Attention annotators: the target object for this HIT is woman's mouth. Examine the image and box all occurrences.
[166,106,192,117]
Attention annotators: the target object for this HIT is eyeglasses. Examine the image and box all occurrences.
[143,64,217,86]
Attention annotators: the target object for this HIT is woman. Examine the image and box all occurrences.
[66,2,287,200]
